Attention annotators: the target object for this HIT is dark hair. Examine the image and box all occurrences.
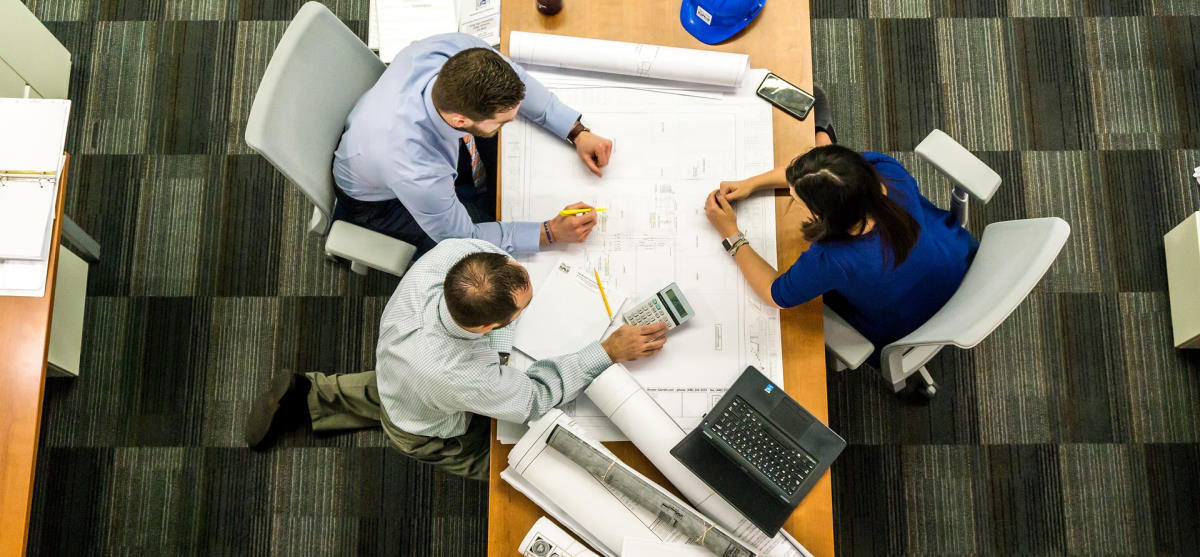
[432,48,526,121]
[444,252,531,328]
[785,145,920,268]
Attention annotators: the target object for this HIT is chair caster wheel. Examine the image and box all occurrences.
[899,373,937,403]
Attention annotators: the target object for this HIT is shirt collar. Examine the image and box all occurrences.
[424,76,469,143]
[437,296,484,340]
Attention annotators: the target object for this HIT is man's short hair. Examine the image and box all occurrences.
[432,48,526,121]
[444,252,531,328]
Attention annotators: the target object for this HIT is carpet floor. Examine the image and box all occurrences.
[21,0,1200,555]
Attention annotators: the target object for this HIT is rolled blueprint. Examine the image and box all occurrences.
[546,426,754,557]
[585,365,813,557]
[508,410,727,557]
[510,31,750,88]
[520,517,600,557]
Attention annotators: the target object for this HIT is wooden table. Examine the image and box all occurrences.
[0,155,68,557]
[488,2,828,555]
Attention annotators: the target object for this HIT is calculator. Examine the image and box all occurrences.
[622,283,695,330]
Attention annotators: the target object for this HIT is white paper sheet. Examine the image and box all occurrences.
[457,0,500,46]
[514,258,626,361]
[509,32,750,88]
[521,517,601,557]
[375,0,457,63]
[0,177,58,260]
[502,67,783,441]
[621,538,713,557]
[585,365,813,557]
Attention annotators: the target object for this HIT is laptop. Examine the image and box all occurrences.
[670,366,846,536]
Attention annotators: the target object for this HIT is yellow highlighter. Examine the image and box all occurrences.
[561,207,608,216]
[593,270,613,319]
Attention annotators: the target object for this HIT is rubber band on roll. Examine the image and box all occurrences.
[601,461,616,483]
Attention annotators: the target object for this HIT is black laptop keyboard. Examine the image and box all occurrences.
[710,396,819,496]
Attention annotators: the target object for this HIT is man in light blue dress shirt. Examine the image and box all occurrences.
[332,33,614,256]
[244,239,668,480]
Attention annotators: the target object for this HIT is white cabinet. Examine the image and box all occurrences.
[0,0,71,99]
[1165,211,1200,349]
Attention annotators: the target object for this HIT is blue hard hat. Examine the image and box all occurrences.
[680,0,766,45]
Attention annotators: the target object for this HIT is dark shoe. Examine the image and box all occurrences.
[245,372,312,449]
[813,84,837,144]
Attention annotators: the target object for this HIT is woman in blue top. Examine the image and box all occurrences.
[703,140,978,363]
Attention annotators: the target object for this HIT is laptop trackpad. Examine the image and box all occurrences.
[769,397,815,435]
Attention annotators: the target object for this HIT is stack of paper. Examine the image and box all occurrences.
[368,0,501,63]
[0,98,71,298]
[513,258,627,361]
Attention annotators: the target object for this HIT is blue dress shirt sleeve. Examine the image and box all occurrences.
[507,59,582,139]
[453,341,613,425]
[387,157,542,255]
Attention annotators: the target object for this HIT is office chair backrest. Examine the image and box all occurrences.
[244,2,384,235]
[881,217,1070,370]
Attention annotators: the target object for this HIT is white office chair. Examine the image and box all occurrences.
[245,2,415,276]
[823,130,1071,400]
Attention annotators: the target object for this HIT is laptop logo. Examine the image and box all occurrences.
[764,384,775,394]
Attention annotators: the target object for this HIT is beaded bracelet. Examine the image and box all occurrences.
[543,221,554,244]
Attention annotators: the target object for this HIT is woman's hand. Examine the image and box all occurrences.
[719,178,756,202]
[704,190,740,238]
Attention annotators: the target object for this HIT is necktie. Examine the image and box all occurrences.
[463,134,487,190]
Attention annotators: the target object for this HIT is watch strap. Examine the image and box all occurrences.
[567,120,589,144]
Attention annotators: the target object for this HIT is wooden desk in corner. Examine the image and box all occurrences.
[0,154,69,557]
[489,2,831,555]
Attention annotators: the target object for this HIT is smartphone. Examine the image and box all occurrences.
[756,72,816,120]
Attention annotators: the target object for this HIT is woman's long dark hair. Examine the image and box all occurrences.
[785,145,920,268]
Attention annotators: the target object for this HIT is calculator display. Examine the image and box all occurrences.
[664,289,688,319]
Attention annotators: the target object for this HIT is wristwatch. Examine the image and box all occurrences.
[567,119,589,144]
[721,232,748,256]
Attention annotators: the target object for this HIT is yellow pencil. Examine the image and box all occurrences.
[561,207,608,216]
[593,270,613,319]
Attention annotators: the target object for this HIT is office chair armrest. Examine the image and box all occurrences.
[915,129,1001,203]
[823,306,874,370]
[324,221,416,277]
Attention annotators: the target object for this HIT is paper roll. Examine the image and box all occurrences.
[510,31,750,88]
[508,410,694,557]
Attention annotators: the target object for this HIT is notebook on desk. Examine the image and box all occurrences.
[513,259,629,362]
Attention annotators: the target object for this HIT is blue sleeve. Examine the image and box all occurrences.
[388,152,541,255]
[770,245,847,308]
[505,55,581,139]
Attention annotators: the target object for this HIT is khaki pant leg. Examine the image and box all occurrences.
[380,411,491,482]
[305,371,382,432]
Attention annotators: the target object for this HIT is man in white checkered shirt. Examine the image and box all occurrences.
[244,238,668,480]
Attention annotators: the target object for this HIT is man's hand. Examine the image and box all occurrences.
[574,131,613,177]
[543,202,598,245]
[602,323,669,363]
[719,178,756,202]
[704,190,740,238]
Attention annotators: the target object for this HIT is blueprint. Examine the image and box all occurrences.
[501,67,783,441]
